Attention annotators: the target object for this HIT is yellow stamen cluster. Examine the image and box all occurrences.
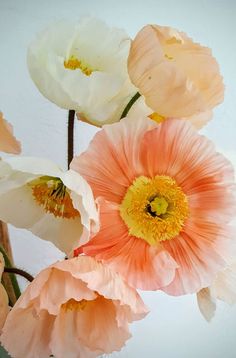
[149,112,166,124]
[120,175,189,246]
[29,176,80,219]
[64,55,93,76]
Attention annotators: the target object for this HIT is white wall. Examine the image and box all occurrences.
[0,0,236,357]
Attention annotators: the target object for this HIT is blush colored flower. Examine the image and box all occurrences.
[0,157,98,254]
[0,253,9,331]
[71,116,235,294]
[1,256,148,358]
[28,17,136,126]
[0,112,21,154]
[128,25,224,121]
[197,261,236,321]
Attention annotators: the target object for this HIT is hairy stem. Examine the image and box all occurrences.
[4,267,34,283]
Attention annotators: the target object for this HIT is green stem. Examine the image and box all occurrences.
[0,245,21,301]
[120,92,141,119]
[68,109,75,169]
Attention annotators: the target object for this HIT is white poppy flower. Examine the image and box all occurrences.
[27,17,136,126]
[0,157,99,255]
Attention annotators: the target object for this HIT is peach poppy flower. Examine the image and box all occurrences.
[0,253,9,331]
[1,256,148,358]
[0,112,21,154]
[128,25,224,121]
[197,261,236,321]
[71,116,236,294]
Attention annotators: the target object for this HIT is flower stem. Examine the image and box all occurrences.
[4,267,34,283]
[68,109,75,169]
[120,92,141,119]
[0,245,21,305]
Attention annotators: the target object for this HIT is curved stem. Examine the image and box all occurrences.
[0,245,21,303]
[68,109,75,169]
[4,267,34,283]
[120,92,141,119]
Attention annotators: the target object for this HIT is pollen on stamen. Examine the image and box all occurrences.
[29,176,80,219]
[64,55,93,76]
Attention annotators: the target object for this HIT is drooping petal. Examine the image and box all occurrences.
[197,287,216,322]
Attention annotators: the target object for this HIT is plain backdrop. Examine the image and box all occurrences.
[0,0,236,357]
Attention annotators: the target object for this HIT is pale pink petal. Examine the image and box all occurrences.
[0,112,21,154]
[1,257,148,357]
[197,287,216,322]
[51,296,130,357]
[71,116,156,203]
[1,307,54,358]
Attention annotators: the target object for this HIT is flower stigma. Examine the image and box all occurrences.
[120,175,189,245]
[64,55,93,76]
[29,176,80,219]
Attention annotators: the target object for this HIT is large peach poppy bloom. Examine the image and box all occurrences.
[128,25,224,120]
[1,256,148,358]
[71,116,235,294]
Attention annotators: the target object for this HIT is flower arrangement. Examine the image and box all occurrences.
[0,17,235,357]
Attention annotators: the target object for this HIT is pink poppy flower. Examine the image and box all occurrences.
[71,116,236,294]
[128,25,224,121]
[0,112,21,154]
[1,256,148,358]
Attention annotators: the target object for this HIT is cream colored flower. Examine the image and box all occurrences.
[28,18,136,126]
[128,25,224,124]
[0,157,98,255]
[0,253,9,331]
[0,112,21,154]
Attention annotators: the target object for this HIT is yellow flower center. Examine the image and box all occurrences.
[149,112,166,124]
[64,55,93,76]
[29,176,80,219]
[62,298,88,312]
[119,175,189,246]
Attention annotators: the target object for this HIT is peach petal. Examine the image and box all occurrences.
[71,116,156,203]
[1,256,148,357]
[197,287,216,322]
[128,25,224,118]
[0,112,21,154]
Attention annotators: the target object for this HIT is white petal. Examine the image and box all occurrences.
[197,287,216,322]
[60,170,99,232]
[212,262,236,305]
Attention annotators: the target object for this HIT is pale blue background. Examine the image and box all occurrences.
[0,0,236,357]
